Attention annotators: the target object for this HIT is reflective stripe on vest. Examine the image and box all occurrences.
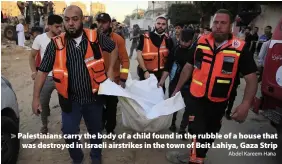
[190,34,245,102]
[52,29,107,99]
[142,33,169,71]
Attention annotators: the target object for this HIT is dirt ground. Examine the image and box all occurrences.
[1,29,281,164]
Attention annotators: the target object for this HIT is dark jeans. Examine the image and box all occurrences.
[61,100,103,163]
[130,41,138,58]
[169,81,190,130]
[102,96,118,133]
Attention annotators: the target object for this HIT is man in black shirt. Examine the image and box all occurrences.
[244,26,252,51]
[250,27,259,56]
[158,29,195,135]
[167,9,258,164]
[136,16,173,92]
[32,6,118,164]
[129,24,140,59]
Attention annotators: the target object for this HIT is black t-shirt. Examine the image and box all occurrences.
[137,31,173,51]
[165,45,195,86]
[245,33,253,50]
[186,43,258,78]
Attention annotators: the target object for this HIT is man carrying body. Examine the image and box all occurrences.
[96,12,129,136]
[168,9,258,164]
[136,16,173,92]
[29,14,63,134]
[32,6,118,164]
[158,29,195,134]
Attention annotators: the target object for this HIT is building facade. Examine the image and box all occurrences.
[53,1,67,15]
[91,2,106,16]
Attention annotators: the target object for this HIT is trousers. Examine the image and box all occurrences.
[169,81,190,130]
[188,95,228,163]
[61,100,103,163]
[102,95,118,133]
[40,76,56,126]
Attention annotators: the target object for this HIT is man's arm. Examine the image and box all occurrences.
[30,35,41,79]
[242,73,258,105]
[137,50,147,71]
[29,49,39,74]
[159,47,175,86]
[34,41,56,97]
[231,44,258,122]
[136,35,147,71]
[240,45,258,105]
[32,41,56,115]
[117,36,130,82]
[173,63,194,93]
[98,33,117,80]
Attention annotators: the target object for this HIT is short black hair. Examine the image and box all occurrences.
[47,15,63,25]
[266,25,272,30]
[174,22,184,28]
[215,9,233,23]
[180,29,195,42]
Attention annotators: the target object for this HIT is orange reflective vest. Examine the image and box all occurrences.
[190,34,245,102]
[102,32,129,84]
[52,29,107,99]
[142,32,169,71]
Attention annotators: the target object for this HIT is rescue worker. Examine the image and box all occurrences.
[32,6,118,164]
[29,14,63,134]
[168,9,258,164]
[158,29,195,135]
[96,13,129,136]
[129,24,141,59]
[136,16,173,92]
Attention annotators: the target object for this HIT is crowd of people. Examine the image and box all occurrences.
[27,4,276,164]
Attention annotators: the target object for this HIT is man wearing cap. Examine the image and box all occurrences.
[136,16,173,92]
[158,29,195,135]
[96,13,130,136]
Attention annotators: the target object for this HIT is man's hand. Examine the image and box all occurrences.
[171,89,180,97]
[31,72,37,80]
[231,102,251,123]
[157,79,165,88]
[144,71,150,79]
[107,69,114,81]
[32,97,42,116]
[119,81,126,88]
